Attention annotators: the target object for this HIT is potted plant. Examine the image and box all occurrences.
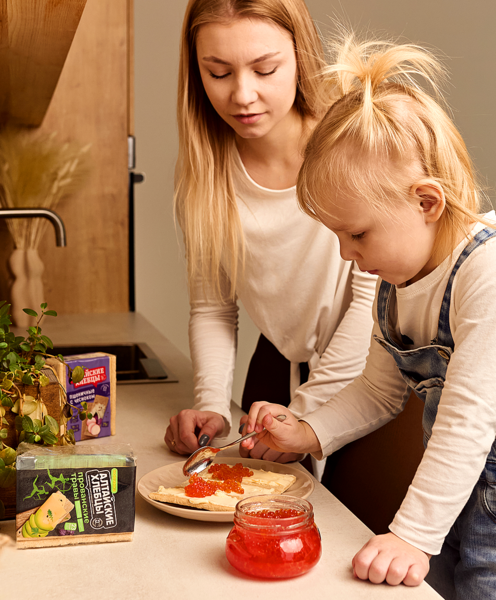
[0,301,89,519]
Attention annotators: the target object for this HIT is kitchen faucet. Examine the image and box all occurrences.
[0,208,66,246]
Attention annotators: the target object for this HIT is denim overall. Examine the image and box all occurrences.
[374,228,496,600]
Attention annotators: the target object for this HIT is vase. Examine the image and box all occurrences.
[9,249,45,327]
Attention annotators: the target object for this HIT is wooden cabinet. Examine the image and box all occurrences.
[0,0,133,314]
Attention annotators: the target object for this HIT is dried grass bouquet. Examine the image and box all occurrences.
[0,125,90,249]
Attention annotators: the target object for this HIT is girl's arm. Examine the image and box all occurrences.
[388,245,496,556]
[288,263,377,418]
[350,246,496,586]
[244,318,411,455]
[301,319,411,458]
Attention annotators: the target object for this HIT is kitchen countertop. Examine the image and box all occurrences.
[1,312,442,599]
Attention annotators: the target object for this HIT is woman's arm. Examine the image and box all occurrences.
[188,279,238,431]
[165,269,238,454]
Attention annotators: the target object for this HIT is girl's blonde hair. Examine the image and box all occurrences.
[297,34,488,264]
[176,0,327,299]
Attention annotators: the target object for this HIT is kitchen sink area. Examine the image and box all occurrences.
[51,342,177,384]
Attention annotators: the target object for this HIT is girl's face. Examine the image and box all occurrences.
[316,180,444,286]
[196,18,299,140]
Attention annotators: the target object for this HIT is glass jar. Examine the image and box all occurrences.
[226,495,322,579]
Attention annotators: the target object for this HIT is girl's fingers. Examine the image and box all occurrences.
[403,562,429,587]
[352,545,379,581]
[385,557,409,586]
[245,401,271,432]
[366,552,392,584]
[352,534,429,588]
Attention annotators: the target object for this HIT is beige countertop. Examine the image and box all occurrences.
[1,312,441,599]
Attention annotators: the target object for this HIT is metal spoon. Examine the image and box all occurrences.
[182,414,287,476]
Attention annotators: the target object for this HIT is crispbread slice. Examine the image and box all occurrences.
[150,487,239,512]
[201,467,296,493]
[149,464,297,512]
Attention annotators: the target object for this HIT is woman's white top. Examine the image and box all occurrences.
[189,153,377,438]
[304,218,496,555]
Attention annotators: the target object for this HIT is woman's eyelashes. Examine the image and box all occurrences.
[208,67,278,79]
[351,232,365,241]
[257,67,278,76]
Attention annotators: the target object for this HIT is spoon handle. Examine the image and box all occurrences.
[222,414,287,449]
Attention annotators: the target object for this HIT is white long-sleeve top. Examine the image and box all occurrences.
[189,154,377,436]
[304,219,496,555]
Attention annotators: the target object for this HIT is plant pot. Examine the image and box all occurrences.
[0,359,66,520]
[9,248,45,327]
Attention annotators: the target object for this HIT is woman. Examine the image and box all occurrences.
[165,0,377,475]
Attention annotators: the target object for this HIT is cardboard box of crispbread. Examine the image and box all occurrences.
[63,353,116,441]
[16,443,135,548]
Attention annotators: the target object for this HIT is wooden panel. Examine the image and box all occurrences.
[322,390,425,535]
[34,0,130,314]
[0,0,87,126]
[127,0,134,137]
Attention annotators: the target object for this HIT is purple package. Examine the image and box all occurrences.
[64,354,116,441]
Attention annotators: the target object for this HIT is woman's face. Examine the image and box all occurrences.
[196,18,299,140]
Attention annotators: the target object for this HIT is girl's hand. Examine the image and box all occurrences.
[238,416,304,462]
[241,401,320,455]
[352,532,430,586]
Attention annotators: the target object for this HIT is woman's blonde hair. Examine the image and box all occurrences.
[176,0,327,299]
[297,34,488,265]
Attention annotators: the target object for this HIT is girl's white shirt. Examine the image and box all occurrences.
[304,214,496,554]
[188,151,377,453]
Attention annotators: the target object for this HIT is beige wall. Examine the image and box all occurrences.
[134,0,495,406]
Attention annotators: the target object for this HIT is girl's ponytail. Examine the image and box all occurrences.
[320,34,445,151]
[298,32,488,263]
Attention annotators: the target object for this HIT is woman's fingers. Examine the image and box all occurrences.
[165,410,225,455]
[274,451,304,463]
[196,412,225,447]
[164,424,177,452]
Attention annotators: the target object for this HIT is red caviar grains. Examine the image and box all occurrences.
[184,473,245,497]
[226,497,322,579]
[208,462,253,483]
[244,509,304,519]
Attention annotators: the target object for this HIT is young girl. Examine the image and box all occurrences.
[165,0,377,473]
[242,34,496,598]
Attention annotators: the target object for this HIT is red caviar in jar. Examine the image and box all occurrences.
[226,496,321,579]
[208,462,253,483]
[245,509,304,519]
[184,474,244,497]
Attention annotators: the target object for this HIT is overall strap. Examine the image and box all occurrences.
[376,279,397,345]
[436,227,496,348]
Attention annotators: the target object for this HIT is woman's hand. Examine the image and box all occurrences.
[240,401,321,455]
[352,532,430,586]
[164,410,225,455]
[238,416,304,462]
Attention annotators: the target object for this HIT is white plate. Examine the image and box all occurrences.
[137,457,315,522]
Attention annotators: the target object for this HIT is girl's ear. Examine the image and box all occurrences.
[410,179,445,224]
